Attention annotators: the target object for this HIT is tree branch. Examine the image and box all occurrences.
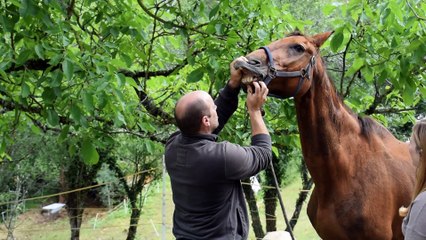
[136,0,208,35]
[5,59,57,73]
[26,114,62,134]
[364,83,394,115]
[0,98,42,115]
[66,0,75,20]
[340,33,354,94]
[134,84,174,124]
[119,65,184,79]
[106,129,168,144]
[365,107,418,115]
[343,69,359,98]
[406,0,426,21]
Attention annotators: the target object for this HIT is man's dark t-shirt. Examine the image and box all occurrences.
[165,85,272,239]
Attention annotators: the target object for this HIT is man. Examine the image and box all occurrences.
[165,57,272,239]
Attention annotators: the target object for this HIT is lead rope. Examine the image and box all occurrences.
[269,159,295,240]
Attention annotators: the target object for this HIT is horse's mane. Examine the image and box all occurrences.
[286,31,304,37]
[341,92,391,139]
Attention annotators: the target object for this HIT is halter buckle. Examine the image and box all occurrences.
[301,68,307,78]
[269,66,277,79]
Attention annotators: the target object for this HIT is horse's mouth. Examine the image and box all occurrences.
[233,59,267,84]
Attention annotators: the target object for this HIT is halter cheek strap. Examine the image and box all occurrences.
[259,46,316,98]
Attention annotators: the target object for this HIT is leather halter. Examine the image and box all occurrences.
[259,46,316,98]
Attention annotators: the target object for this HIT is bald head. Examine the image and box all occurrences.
[175,91,213,135]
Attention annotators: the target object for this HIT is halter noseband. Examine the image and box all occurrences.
[259,46,316,98]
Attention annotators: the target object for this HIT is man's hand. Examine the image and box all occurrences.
[246,81,269,136]
[246,81,268,112]
[228,56,248,89]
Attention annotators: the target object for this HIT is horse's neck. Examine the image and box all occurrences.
[294,68,360,182]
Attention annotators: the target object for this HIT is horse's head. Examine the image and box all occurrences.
[235,31,333,99]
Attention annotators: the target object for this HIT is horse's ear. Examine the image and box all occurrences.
[312,31,334,48]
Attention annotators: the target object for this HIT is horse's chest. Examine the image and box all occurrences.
[309,194,390,239]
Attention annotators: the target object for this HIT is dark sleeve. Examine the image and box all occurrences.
[223,134,272,180]
[403,192,426,240]
[213,84,240,135]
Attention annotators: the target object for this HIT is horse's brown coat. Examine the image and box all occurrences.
[238,32,417,240]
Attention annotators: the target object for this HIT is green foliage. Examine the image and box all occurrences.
[0,0,425,237]
[96,164,126,207]
[320,0,425,134]
[0,130,62,218]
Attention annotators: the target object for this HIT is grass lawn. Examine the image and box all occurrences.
[0,176,319,240]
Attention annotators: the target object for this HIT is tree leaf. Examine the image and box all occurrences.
[16,49,32,65]
[272,146,279,157]
[126,77,141,90]
[257,29,267,40]
[69,143,76,157]
[21,82,30,97]
[402,86,414,105]
[323,4,336,15]
[81,139,99,165]
[114,112,126,126]
[361,67,374,83]
[115,73,126,87]
[82,92,94,112]
[0,139,5,156]
[345,57,364,77]
[187,67,204,83]
[330,31,344,52]
[144,141,154,154]
[47,108,59,126]
[35,44,44,59]
[62,59,74,81]
[209,4,220,19]
[70,105,82,123]
[42,87,56,105]
[420,86,426,98]
[58,125,70,143]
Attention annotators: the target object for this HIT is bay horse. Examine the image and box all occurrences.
[234,31,417,239]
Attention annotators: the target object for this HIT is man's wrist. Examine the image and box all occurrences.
[227,79,241,89]
[248,108,262,115]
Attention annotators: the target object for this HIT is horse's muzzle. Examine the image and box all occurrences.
[234,59,267,84]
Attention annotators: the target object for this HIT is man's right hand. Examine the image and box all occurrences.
[246,81,268,112]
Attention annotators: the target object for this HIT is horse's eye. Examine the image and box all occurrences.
[291,44,305,53]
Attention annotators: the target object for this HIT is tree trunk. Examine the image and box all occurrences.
[264,154,282,232]
[287,162,312,230]
[66,191,84,240]
[126,201,141,240]
[264,185,278,232]
[62,149,102,240]
[106,155,152,240]
[242,179,264,238]
[59,167,66,203]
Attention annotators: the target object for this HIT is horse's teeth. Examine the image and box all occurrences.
[242,76,253,84]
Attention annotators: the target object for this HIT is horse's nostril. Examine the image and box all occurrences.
[248,59,261,66]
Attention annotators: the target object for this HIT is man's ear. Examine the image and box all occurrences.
[201,115,210,127]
